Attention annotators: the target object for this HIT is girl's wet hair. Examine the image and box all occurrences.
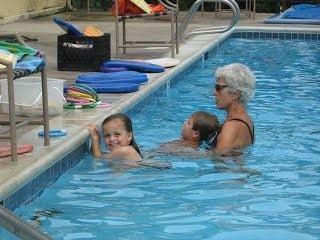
[102,113,141,156]
[191,111,221,142]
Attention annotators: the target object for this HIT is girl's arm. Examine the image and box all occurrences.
[106,146,141,161]
[86,124,103,158]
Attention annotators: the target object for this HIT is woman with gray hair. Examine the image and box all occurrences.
[211,63,256,155]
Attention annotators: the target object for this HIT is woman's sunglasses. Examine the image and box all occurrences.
[215,84,228,92]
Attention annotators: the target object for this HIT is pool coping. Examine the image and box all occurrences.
[1,25,319,209]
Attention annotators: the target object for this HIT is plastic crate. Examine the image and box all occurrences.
[57,33,110,71]
[0,77,65,117]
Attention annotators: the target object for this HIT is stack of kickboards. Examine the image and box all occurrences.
[75,58,180,93]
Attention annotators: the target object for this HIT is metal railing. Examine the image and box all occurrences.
[178,0,240,41]
[0,205,52,240]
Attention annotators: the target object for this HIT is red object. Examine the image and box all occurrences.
[0,143,33,157]
[111,0,165,16]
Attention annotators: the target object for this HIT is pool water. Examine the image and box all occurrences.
[12,37,320,240]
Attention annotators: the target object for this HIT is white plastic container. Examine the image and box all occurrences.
[0,77,65,117]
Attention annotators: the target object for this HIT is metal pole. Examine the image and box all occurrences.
[0,205,52,240]
[7,63,17,161]
[115,0,119,58]
[201,1,204,15]
[40,60,50,146]
[170,9,175,58]
[253,0,256,20]
[122,18,126,54]
[245,0,248,16]
[175,10,179,54]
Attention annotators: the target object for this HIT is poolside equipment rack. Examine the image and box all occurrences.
[0,33,50,162]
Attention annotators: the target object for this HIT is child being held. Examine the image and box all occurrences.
[156,111,221,155]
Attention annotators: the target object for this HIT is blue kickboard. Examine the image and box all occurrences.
[86,83,140,93]
[53,16,83,36]
[76,71,148,84]
[100,66,128,73]
[101,60,165,73]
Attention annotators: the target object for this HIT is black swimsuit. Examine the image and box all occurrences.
[229,118,255,144]
[206,118,255,148]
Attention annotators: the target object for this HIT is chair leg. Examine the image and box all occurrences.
[175,11,179,55]
[115,0,120,59]
[41,67,50,146]
[245,0,248,16]
[7,64,17,161]
[170,10,175,58]
[253,0,256,20]
[122,18,127,54]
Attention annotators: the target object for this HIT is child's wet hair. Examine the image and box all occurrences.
[102,113,141,156]
[191,111,221,142]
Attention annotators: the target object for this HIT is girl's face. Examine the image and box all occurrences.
[181,117,199,140]
[103,119,132,151]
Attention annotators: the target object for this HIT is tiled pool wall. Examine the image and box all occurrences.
[2,29,319,211]
[231,30,320,41]
[1,143,87,210]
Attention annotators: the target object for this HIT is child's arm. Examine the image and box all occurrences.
[106,146,141,161]
[86,124,103,158]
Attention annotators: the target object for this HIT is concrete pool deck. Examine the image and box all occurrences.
[0,10,319,202]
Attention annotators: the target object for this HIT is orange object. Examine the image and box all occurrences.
[0,143,33,157]
[150,3,165,13]
[84,26,104,37]
[111,0,165,16]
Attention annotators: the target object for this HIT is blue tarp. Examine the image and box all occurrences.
[283,4,320,20]
[264,4,320,24]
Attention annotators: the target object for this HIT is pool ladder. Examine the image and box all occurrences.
[160,0,240,42]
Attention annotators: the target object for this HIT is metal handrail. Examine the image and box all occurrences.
[158,0,177,10]
[159,0,178,8]
[178,0,240,40]
[0,205,52,240]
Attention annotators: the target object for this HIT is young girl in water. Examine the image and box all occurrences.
[87,113,141,162]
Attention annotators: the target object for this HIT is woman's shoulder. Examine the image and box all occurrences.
[227,112,253,128]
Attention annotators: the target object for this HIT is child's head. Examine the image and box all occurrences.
[102,113,141,156]
[182,111,221,143]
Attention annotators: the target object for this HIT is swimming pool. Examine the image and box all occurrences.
[6,34,320,239]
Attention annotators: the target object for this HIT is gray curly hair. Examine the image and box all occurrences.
[215,63,256,105]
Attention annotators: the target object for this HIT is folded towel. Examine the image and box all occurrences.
[15,55,45,72]
[0,49,18,69]
[0,41,38,60]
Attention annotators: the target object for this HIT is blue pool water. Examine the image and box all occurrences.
[9,37,320,239]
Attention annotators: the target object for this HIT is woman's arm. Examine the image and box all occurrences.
[215,121,239,156]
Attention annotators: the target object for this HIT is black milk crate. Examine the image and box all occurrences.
[57,33,110,71]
